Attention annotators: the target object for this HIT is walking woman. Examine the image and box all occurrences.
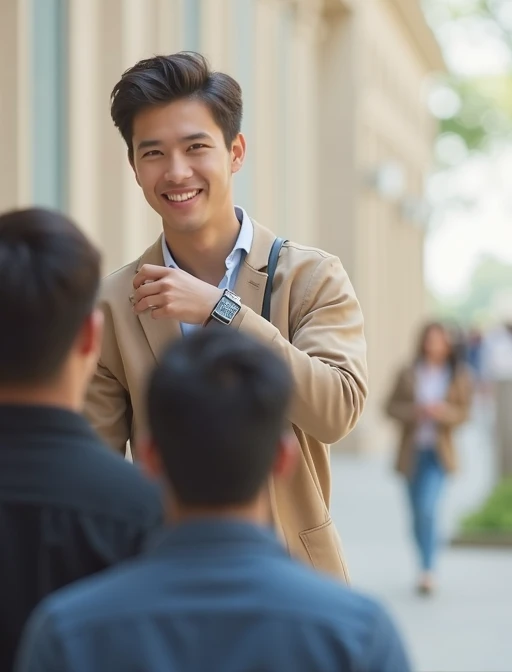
[386,322,473,595]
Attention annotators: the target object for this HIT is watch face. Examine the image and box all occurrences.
[214,296,240,323]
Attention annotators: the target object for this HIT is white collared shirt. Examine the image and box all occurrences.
[161,206,254,336]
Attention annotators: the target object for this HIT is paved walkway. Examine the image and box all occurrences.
[330,409,512,672]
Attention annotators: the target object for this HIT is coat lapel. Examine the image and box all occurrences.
[130,235,182,361]
[234,219,276,315]
[132,221,277,360]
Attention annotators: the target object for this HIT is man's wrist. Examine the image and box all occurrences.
[204,289,242,326]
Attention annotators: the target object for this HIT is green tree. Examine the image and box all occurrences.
[430,255,512,325]
[424,0,512,153]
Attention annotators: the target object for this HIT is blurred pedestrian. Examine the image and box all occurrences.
[465,327,484,385]
[481,313,512,476]
[0,208,162,671]
[17,329,410,672]
[386,321,473,594]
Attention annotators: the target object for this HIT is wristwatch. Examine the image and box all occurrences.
[207,289,242,326]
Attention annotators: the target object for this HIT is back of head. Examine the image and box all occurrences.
[110,51,243,161]
[147,328,293,507]
[0,208,101,387]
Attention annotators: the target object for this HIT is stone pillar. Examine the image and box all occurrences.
[201,0,233,72]
[68,0,102,244]
[496,380,512,477]
[253,0,280,231]
[287,0,324,246]
[317,0,357,273]
[68,0,186,273]
[0,0,31,211]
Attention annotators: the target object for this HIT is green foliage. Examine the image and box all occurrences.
[429,255,512,325]
[440,76,512,151]
[461,479,512,534]
[424,0,512,151]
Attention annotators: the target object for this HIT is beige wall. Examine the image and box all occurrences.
[1,0,443,451]
[355,0,440,448]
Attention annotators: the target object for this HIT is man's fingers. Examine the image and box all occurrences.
[133,293,166,314]
[133,278,167,303]
[133,264,170,289]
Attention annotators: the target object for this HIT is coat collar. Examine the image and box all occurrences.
[134,219,276,273]
[132,219,277,361]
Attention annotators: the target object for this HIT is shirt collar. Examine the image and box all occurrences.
[0,404,98,442]
[147,519,285,557]
[161,206,253,270]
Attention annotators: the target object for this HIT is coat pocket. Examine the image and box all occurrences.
[299,518,350,582]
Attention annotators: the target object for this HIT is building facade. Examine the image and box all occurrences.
[1,0,443,450]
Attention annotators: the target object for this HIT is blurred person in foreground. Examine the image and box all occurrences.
[84,52,368,580]
[17,329,410,672]
[386,322,472,595]
[0,208,162,671]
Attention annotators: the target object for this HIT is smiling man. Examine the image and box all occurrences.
[85,52,368,580]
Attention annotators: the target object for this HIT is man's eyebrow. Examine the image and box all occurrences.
[137,139,163,151]
[180,132,214,142]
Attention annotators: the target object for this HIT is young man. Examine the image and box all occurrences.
[0,208,162,671]
[85,52,368,579]
[18,330,409,672]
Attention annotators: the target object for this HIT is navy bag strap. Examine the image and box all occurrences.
[262,237,287,322]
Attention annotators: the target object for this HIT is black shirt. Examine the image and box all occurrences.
[0,405,163,671]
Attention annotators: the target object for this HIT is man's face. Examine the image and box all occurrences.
[131,98,244,234]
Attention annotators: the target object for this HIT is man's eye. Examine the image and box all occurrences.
[188,144,207,151]
[142,150,162,158]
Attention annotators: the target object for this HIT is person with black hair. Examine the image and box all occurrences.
[18,329,409,672]
[85,52,368,579]
[0,208,162,671]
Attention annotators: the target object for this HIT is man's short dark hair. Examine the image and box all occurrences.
[110,52,243,161]
[0,208,101,386]
[147,329,293,507]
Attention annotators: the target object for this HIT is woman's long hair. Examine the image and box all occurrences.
[415,321,461,379]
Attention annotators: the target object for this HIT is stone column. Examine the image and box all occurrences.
[496,380,512,477]
[253,0,280,231]
[0,0,31,211]
[68,0,102,244]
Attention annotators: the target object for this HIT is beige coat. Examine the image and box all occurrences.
[386,364,473,477]
[85,220,368,581]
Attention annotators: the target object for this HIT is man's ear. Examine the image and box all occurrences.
[76,309,104,359]
[231,133,246,175]
[271,430,299,481]
[138,435,165,481]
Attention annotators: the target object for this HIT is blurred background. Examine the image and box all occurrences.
[1,0,512,670]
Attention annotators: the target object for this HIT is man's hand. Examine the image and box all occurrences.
[132,264,223,324]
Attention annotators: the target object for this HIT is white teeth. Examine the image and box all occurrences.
[165,190,200,202]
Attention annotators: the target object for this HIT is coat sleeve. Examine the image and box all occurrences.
[231,255,368,444]
[385,368,417,425]
[84,301,132,454]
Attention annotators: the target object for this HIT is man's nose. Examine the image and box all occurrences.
[164,154,193,183]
